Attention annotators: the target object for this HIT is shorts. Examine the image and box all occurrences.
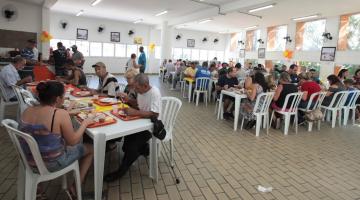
[46,143,85,172]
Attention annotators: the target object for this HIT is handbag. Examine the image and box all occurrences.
[304,108,323,122]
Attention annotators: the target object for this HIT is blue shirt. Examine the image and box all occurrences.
[345,87,357,106]
[195,67,211,89]
[20,48,35,61]
[138,52,146,69]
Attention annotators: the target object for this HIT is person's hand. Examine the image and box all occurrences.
[82,115,95,126]
[68,108,80,116]
[23,76,32,83]
[118,92,128,102]
[224,85,229,90]
[124,107,138,116]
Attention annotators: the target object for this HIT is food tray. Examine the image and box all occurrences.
[76,112,117,128]
[110,110,141,121]
[93,98,121,106]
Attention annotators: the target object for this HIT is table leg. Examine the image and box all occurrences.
[188,83,192,103]
[217,93,223,120]
[149,136,158,182]
[208,81,213,102]
[93,133,106,200]
[234,96,240,131]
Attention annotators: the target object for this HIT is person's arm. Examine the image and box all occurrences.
[133,60,139,69]
[124,107,158,118]
[59,110,93,145]
[16,76,32,86]
[69,70,81,86]
[247,84,257,101]
[273,84,283,101]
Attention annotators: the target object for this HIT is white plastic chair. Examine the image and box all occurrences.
[320,91,348,128]
[12,86,38,115]
[192,77,210,106]
[159,97,182,166]
[179,73,186,97]
[240,92,274,137]
[298,91,327,132]
[270,92,303,135]
[2,119,82,200]
[0,83,18,123]
[118,83,126,93]
[342,90,360,126]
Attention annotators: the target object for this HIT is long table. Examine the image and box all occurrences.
[67,96,158,200]
[216,90,247,131]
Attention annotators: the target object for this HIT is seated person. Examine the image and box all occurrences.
[240,72,268,129]
[184,62,197,82]
[353,69,360,90]
[209,63,218,79]
[322,75,345,106]
[91,62,119,97]
[271,72,298,128]
[118,68,139,108]
[104,74,161,181]
[21,81,94,199]
[172,62,187,89]
[0,56,32,101]
[343,79,357,106]
[309,69,321,84]
[195,62,211,80]
[216,67,239,119]
[165,59,176,82]
[298,72,321,109]
[126,53,140,73]
[20,39,38,66]
[265,75,276,91]
[56,60,87,87]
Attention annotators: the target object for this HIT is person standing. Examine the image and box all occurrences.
[138,46,146,73]
[53,42,68,76]
[20,39,37,65]
[126,53,140,73]
[71,45,85,69]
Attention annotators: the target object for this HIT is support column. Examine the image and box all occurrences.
[41,7,51,60]
[160,21,173,61]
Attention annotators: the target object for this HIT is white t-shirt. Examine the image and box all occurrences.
[137,86,161,114]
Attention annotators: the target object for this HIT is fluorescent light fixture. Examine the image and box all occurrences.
[133,19,143,24]
[219,31,227,34]
[244,25,258,30]
[249,4,275,13]
[155,10,168,17]
[292,14,320,21]
[76,10,84,17]
[91,0,102,6]
[198,19,212,24]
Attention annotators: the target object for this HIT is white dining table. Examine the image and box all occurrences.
[216,89,247,131]
[68,95,158,200]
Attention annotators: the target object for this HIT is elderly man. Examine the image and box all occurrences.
[71,45,85,68]
[104,74,161,182]
[91,62,119,97]
[0,56,31,101]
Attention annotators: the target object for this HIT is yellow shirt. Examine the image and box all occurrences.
[184,67,196,78]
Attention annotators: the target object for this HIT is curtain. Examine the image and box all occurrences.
[230,33,238,52]
[245,30,254,51]
[267,26,276,50]
[295,22,305,50]
[338,14,350,51]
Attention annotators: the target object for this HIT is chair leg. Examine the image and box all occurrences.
[266,113,270,135]
[240,117,245,131]
[352,108,356,125]
[270,111,274,125]
[317,120,321,131]
[331,110,337,128]
[308,122,313,132]
[295,114,298,134]
[205,92,208,107]
[61,175,68,190]
[338,110,342,127]
[170,139,174,167]
[284,115,290,135]
[74,166,82,200]
[255,115,261,137]
[214,101,218,114]
[195,93,199,106]
[24,172,37,200]
[17,162,25,200]
[0,102,5,124]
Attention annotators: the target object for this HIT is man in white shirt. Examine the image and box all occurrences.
[0,56,31,101]
[104,74,161,182]
[91,62,119,97]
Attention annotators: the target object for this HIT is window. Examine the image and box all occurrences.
[191,49,199,60]
[172,48,182,59]
[102,43,114,57]
[253,29,261,51]
[182,48,191,60]
[267,25,287,51]
[126,45,137,57]
[50,39,60,49]
[296,19,326,51]
[199,50,208,61]
[75,41,89,56]
[115,44,126,57]
[90,42,102,57]
[61,40,76,49]
[339,13,360,50]
[216,51,224,62]
[155,46,161,59]
[208,50,216,61]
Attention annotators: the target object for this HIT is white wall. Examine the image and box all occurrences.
[50,12,161,74]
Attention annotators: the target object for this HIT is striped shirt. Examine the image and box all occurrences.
[98,72,119,97]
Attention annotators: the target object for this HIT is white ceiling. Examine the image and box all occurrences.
[13,0,45,5]
[49,0,360,33]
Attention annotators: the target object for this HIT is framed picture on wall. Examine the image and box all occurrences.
[258,48,265,58]
[76,28,88,40]
[320,47,336,61]
[110,32,120,42]
[187,39,195,48]
[239,49,245,58]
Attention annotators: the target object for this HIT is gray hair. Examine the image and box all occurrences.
[134,73,149,86]
[279,72,291,82]
[12,55,25,64]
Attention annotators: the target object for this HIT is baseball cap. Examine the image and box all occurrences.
[92,62,106,68]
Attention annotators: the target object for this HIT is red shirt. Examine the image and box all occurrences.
[300,81,321,101]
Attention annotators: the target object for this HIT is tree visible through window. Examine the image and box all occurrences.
[302,20,326,51]
[347,13,360,50]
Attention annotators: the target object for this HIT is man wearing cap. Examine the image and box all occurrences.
[71,45,85,68]
[53,42,68,76]
[20,39,37,65]
[92,62,119,97]
[138,46,146,73]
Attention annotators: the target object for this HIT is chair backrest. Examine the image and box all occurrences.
[118,83,126,93]
[0,81,11,102]
[159,97,182,139]
[253,92,274,115]
[12,86,28,113]
[280,92,304,113]
[305,91,327,111]
[2,119,50,175]
[86,74,94,87]
[345,90,360,108]
[327,91,348,108]
[194,77,210,91]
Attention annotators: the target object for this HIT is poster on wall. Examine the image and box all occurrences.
[320,47,336,61]
[110,32,120,42]
[76,28,88,40]
[258,48,265,59]
[187,39,195,47]
[239,49,245,58]
[134,37,143,44]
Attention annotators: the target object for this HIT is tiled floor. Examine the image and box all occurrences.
[1,75,360,200]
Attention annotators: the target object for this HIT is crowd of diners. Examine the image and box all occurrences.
[0,43,159,199]
[162,58,360,129]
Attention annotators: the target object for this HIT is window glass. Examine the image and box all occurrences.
[102,43,114,57]
[90,42,102,57]
[115,44,126,57]
[199,50,208,61]
[347,13,360,50]
[126,44,138,57]
[182,48,191,60]
[155,46,161,59]
[302,20,326,50]
[191,49,200,60]
[216,51,224,62]
[208,50,216,61]
[75,41,89,56]
[172,48,182,60]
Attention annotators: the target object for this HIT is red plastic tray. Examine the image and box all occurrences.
[76,112,117,128]
[110,110,141,121]
[93,98,122,106]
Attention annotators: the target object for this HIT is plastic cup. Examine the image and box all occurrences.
[112,105,118,113]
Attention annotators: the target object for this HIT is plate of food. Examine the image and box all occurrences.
[73,90,91,97]
[110,110,141,121]
[99,98,118,103]
[63,100,90,109]
[77,111,116,128]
